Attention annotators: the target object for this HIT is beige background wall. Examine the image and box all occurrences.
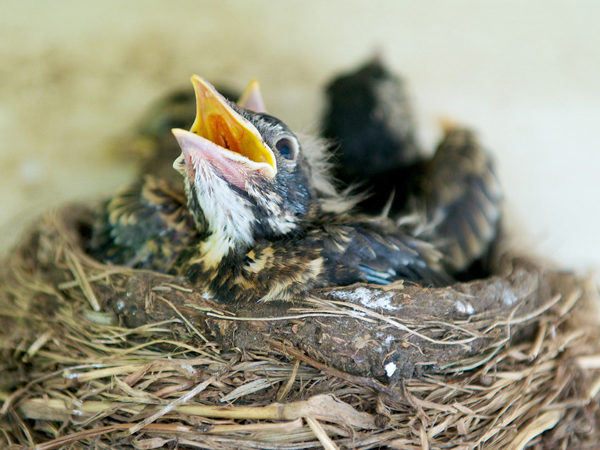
[1,1,599,273]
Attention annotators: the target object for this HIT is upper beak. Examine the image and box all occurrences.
[174,75,277,181]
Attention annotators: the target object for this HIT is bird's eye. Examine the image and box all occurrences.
[275,136,299,161]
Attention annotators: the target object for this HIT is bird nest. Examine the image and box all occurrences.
[1,206,600,449]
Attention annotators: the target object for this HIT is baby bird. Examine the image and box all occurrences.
[322,58,502,278]
[169,76,450,303]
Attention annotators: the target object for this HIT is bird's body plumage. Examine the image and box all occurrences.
[416,127,502,276]
[89,176,199,271]
[179,211,448,303]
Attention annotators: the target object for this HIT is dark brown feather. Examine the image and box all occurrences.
[177,212,449,304]
[417,127,503,275]
[89,176,200,271]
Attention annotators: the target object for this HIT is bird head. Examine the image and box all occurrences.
[172,76,318,248]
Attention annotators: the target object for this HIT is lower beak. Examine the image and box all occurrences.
[172,128,273,191]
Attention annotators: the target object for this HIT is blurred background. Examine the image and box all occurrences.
[1,0,599,273]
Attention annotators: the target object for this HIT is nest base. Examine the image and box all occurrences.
[1,206,600,449]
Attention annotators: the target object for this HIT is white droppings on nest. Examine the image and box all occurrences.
[502,289,518,305]
[384,362,397,377]
[330,287,399,310]
[384,335,395,345]
[181,364,196,375]
[455,300,475,315]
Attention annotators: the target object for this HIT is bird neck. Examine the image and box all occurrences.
[186,176,256,247]
[197,231,241,269]
[195,208,255,268]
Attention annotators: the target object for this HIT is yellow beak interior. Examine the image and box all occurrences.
[189,75,276,174]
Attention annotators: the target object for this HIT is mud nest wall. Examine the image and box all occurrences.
[1,206,600,449]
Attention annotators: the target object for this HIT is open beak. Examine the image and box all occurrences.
[172,75,276,189]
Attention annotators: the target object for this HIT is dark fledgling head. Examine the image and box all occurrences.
[172,76,318,248]
[322,56,419,181]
